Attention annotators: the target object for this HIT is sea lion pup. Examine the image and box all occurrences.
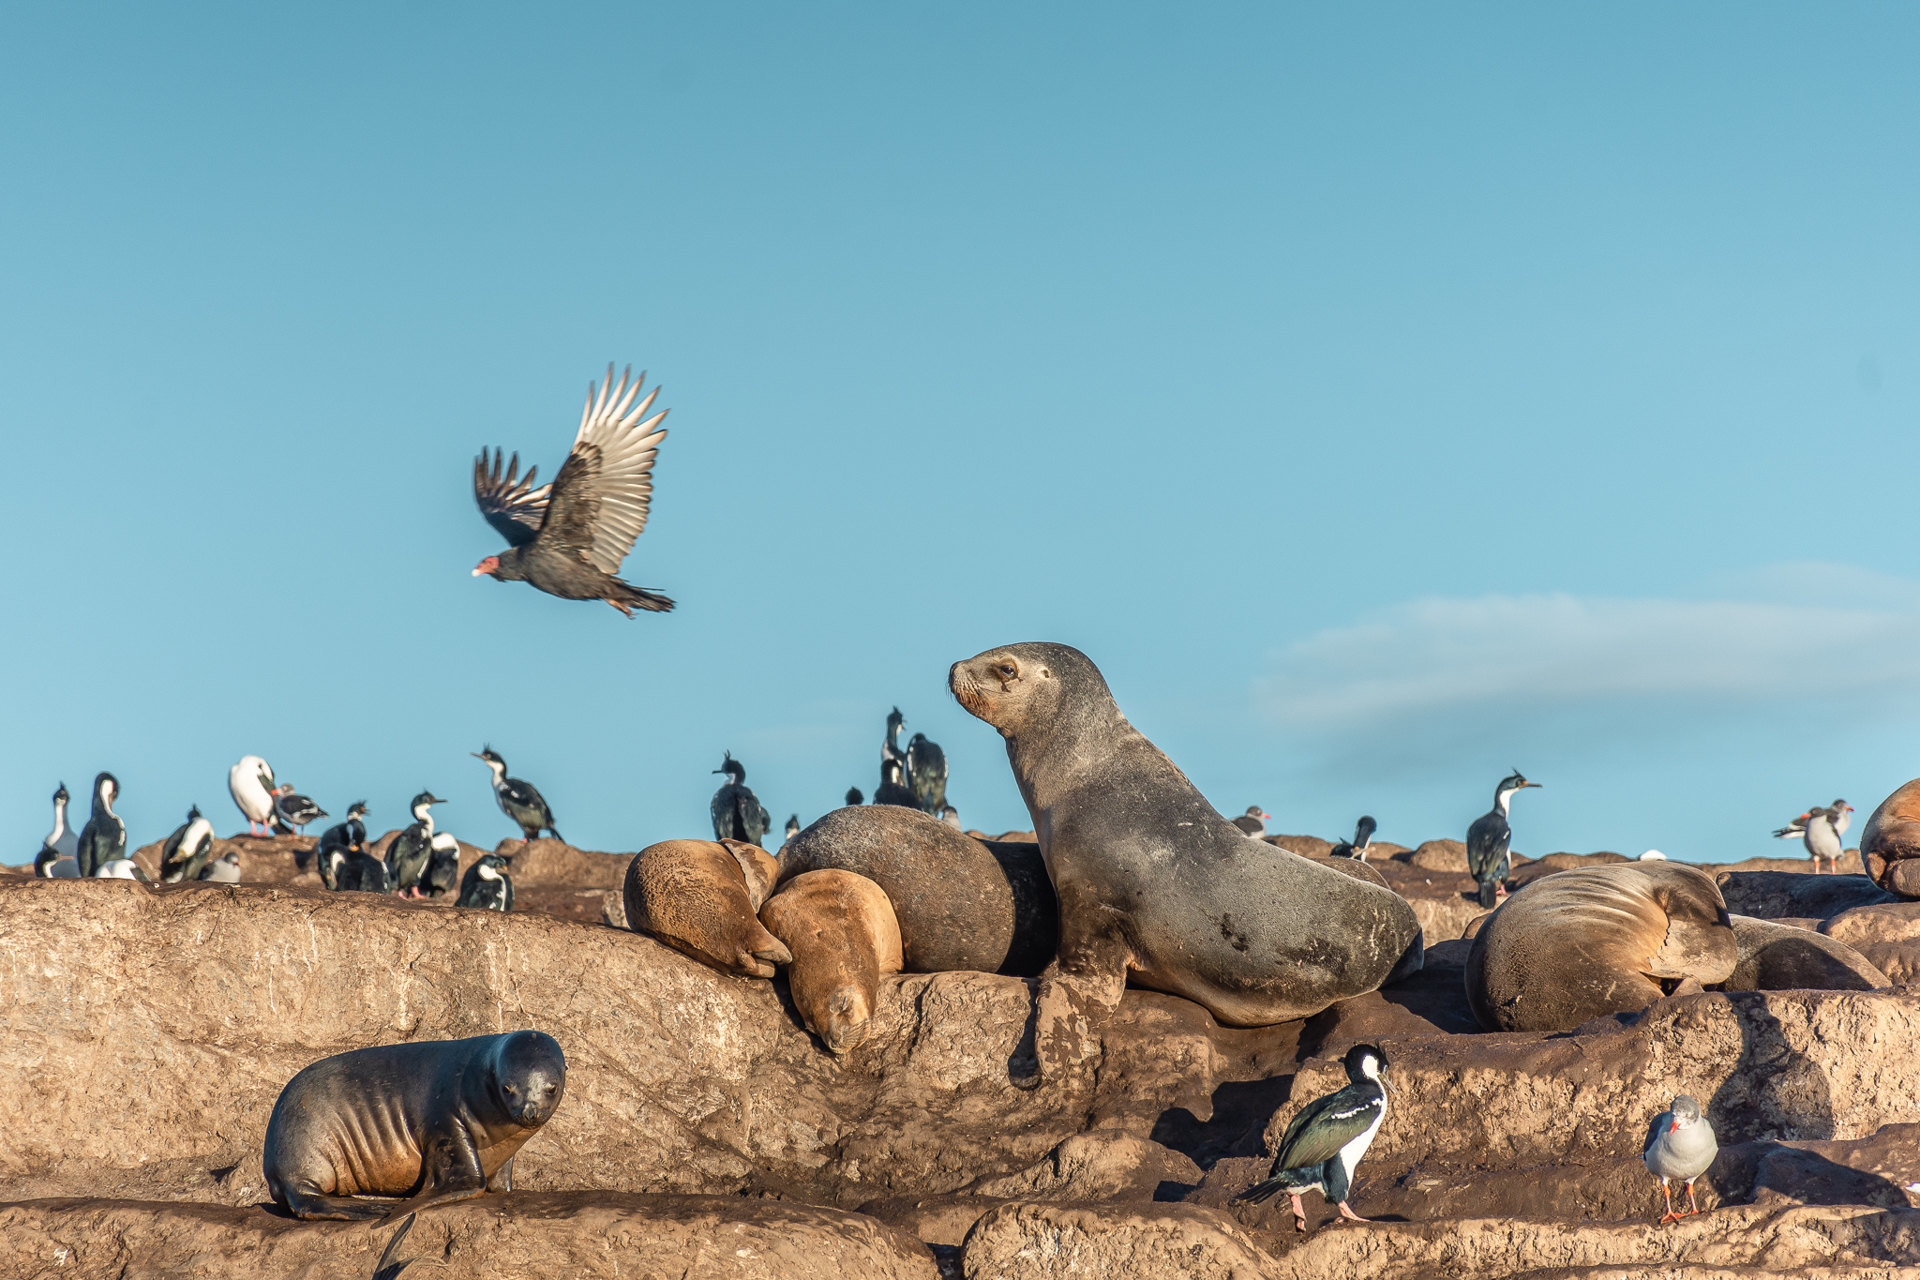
[759,869,904,1053]
[778,804,1058,976]
[264,1030,565,1221]
[623,838,791,977]
[949,642,1424,1081]
[1467,861,1738,1033]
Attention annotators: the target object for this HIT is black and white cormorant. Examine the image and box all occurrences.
[1231,806,1271,837]
[710,753,772,847]
[160,805,217,883]
[873,757,918,809]
[330,839,391,894]
[424,831,461,898]
[457,853,515,912]
[1329,816,1378,861]
[1234,1043,1390,1233]
[906,732,948,815]
[845,786,864,807]
[385,791,446,898]
[314,802,369,891]
[883,707,907,769]
[36,783,80,877]
[472,747,564,843]
[1643,1094,1717,1224]
[75,772,127,878]
[1467,771,1540,908]
[272,786,327,836]
[783,814,800,845]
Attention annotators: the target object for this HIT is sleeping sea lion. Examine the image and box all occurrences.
[623,838,790,977]
[759,869,904,1053]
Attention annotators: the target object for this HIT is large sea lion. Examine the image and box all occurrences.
[1859,778,1920,898]
[623,838,790,977]
[759,869,904,1053]
[777,805,1057,975]
[949,642,1424,1081]
[263,1030,565,1221]
[1466,861,1737,1032]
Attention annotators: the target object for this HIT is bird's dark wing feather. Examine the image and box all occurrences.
[503,778,547,811]
[1465,812,1509,879]
[537,365,667,572]
[473,448,551,548]
[1273,1086,1382,1173]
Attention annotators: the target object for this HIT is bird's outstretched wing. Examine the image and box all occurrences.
[539,365,668,573]
[473,448,551,548]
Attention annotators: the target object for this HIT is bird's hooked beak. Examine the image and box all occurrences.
[1522,781,1543,789]
[473,556,500,578]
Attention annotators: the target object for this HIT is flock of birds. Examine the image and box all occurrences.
[26,707,957,906]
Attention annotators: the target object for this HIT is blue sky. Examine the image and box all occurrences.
[6,5,1919,861]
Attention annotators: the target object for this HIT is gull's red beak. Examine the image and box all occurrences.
[1669,1120,1679,1133]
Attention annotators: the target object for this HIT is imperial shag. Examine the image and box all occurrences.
[906,732,948,815]
[160,805,217,883]
[75,772,127,878]
[1234,1043,1390,1233]
[473,747,564,842]
[1329,816,1378,861]
[385,792,447,898]
[873,756,918,809]
[36,783,80,876]
[710,753,772,847]
[315,802,369,890]
[457,853,515,912]
[1467,771,1540,908]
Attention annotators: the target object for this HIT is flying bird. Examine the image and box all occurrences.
[471,365,674,616]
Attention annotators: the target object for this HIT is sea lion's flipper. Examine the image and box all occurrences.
[1016,932,1129,1090]
[280,1182,391,1222]
[382,1127,487,1218]
[372,1211,417,1279]
[484,1155,514,1193]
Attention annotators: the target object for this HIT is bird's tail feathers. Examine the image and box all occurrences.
[1477,880,1498,908]
[610,581,675,613]
[1233,1176,1290,1205]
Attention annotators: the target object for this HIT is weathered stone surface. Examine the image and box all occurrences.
[1717,872,1899,921]
[1823,902,1920,983]
[1407,839,1469,872]
[965,1131,1201,1202]
[0,879,1299,1211]
[962,1201,1276,1280]
[1264,833,1333,857]
[0,1193,938,1280]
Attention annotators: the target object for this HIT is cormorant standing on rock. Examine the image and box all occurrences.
[424,832,461,898]
[229,756,276,836]
[470,365,675,616]
[1234,1044,1390,1233]
[1467,771,1539,908]
[906,732,948,815]
[41,783,79,863]
[75,772,126,878]
[883,707,907,769]
[1644,1095,1717,1224]
[845,786,864,806]
[783,814,800,845]
[160,805,216,883]
[315,802,369,890]
[873,756,918,808]
[472,747,563,842]
[330,841,390,894]
[1329,816,1377,861]
[1232,806,1271,837]
[457,853,514,912]
[385,792,446,898]
[710,753,771,847]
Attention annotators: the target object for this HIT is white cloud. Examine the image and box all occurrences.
[1258,565,1920,731]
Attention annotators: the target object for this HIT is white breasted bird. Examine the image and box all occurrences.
[35,783,81,877]
[385,792,446,898]
[1774,800,1852,874]
[472,747,563,843]
[1467,771,1540,908]
[1235,1043,1390,1232]
[1330,816,1378,861]
[1231,806,1272,837]
[160,805,217,883]
[228,756,277,836]
[1644,1094,1717,1223]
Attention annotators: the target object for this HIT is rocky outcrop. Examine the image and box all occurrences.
[0,1193,939,1280]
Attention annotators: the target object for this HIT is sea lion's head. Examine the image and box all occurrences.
[492,1029,567,1128]
[819,985,874,1055]
[949,642,1113,740]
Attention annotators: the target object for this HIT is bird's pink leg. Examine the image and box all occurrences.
[1336,1201,1371,1223]
[1289,1192,1308,1233]
[1657,1178,1681,1224]
[1685,1180,1700,1216]
[606,599,634,618]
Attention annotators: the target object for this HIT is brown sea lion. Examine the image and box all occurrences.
[623,838,790,977]
[777,805,1057,975]
[759,869,904,1053]
[1717,915,1887,991]
[264,1030,565,1221]
[1466,861,1738,1032]
[949,642,1424,1083]
[1860,778,1920,898]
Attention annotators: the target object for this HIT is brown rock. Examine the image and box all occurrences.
[0,1193,938,1280]
[1718,915,1888,991]
[1821,901,1920,984]
[1407,839,1468,872]
[961,1202,1275,1280]
[1264,833,1333,857]
[1715,871,1898,921]
[964,1130,1201,1201]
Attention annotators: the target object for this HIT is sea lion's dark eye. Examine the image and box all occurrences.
[995,663,1017,680]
